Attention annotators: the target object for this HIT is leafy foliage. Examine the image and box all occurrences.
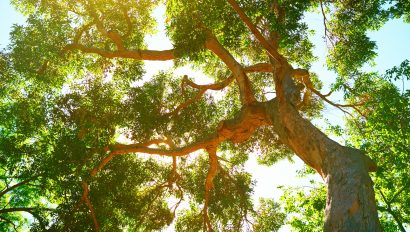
[252,198,286,232]
[346,63,410,230]
[280,182,326,231]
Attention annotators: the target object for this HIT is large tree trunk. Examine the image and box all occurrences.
[265,66,382,231]
[324,146,380,231]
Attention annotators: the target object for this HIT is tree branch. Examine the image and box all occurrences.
[0,216,18,232]
[0,176,39,199]
[292,69,366,117]
[319,0,336,47]
[203,146,218,232]
[168,87,207,116]
[226,0,283,65]
[121,7,133,37]
[389,183,409,204]
[91,101,270,177]
[90,138,184,177]
[89,10,126,51]
[0,207,36,214]
[81,182,99,232]
[0,205,52,230]
[63,181,91,231]
[165,137,180,186]
[171,184,184,217]
[65,43,175,61]
[73,22,94,44]
[182,63,272,91]
[169,63,273,115]
[104,132,222,159]
[205,36,256,105]
[378,189,406,232]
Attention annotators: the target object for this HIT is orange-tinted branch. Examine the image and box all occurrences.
[90,138,175,177]
[169,63,273,115]
[205,36,256,105]
[203,146,218,232]
[81,182,99,232]
[91,102,270,177]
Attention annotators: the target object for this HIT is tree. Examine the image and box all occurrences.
[277,62,410,231]
[1,0,409,231]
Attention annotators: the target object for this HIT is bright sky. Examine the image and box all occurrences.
[1,1,410,231]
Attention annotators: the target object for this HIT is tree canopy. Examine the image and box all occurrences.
[0,0,409,231]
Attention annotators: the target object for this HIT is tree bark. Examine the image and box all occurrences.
[323,146,380,231]
[265,65,382,231]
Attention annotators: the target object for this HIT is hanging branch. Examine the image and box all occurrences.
[320,0,335,47]
[81,182,100,232]
[203,146,218,232]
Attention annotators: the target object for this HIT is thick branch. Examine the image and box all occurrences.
[0,207,36,214]
[65,44,175,61]
[205,36,256,105]
[90,138,174,177]
[92,103,270,177]
[110,133,223,157]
